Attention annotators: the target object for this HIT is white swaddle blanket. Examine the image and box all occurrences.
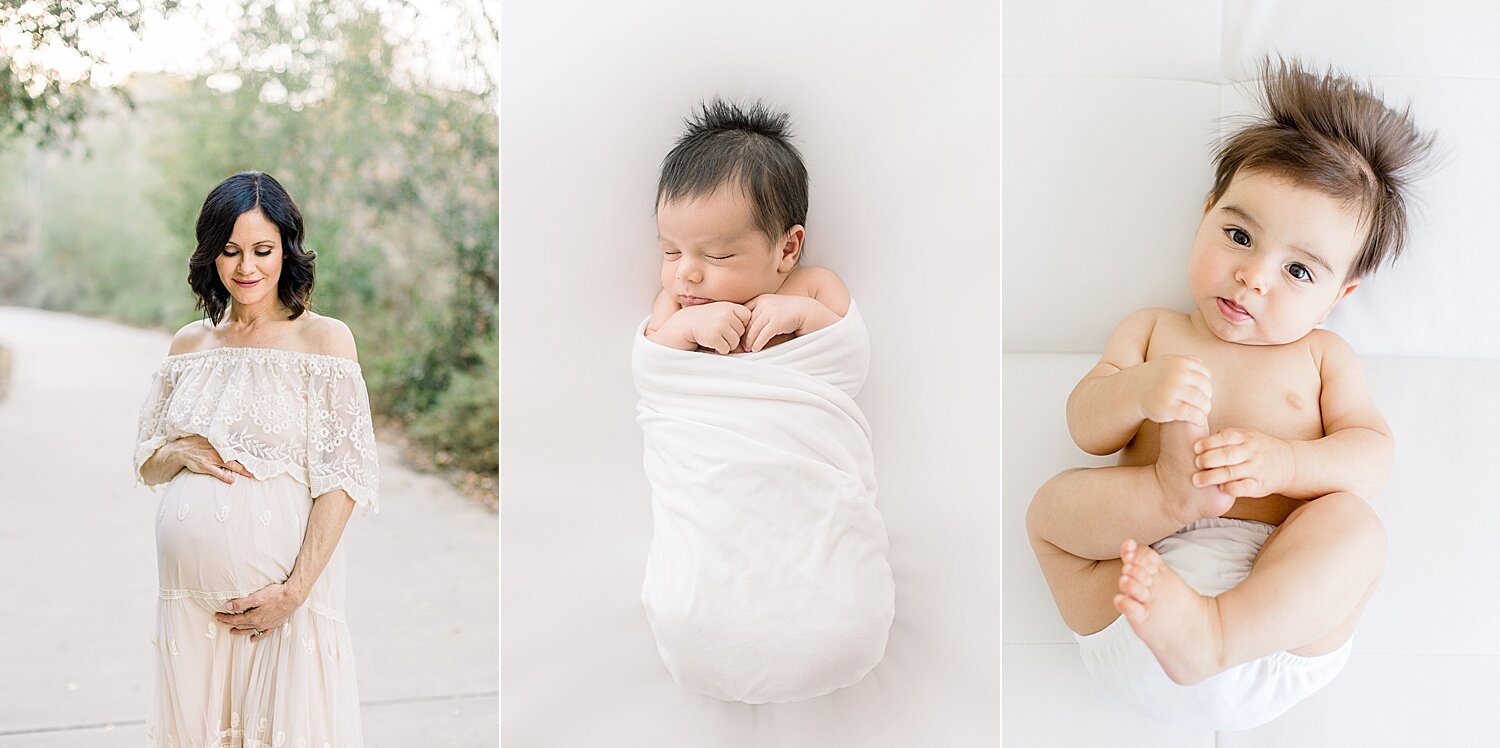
[633,300,895,704]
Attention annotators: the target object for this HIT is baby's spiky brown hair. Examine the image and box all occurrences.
[1209,56,1436,280]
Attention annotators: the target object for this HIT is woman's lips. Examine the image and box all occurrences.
[233,278,261,288]
[1217,297,1252,322]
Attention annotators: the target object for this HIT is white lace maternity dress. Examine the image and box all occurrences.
[134,347,380,748]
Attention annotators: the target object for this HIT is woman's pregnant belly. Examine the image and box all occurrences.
[156,472,312,613]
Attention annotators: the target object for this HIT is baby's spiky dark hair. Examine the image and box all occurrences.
[656,98,808,243]
[1210,56,1436,280]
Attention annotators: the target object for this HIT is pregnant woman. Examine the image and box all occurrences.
[134,172,379,747]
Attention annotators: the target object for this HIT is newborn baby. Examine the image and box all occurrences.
[634,99,893,703]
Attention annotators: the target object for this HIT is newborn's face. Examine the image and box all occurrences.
[1187,169,1364,345]
[657,187,790,307]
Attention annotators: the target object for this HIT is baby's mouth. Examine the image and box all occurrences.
[1217,297,1253,321]
[679,295,713,307]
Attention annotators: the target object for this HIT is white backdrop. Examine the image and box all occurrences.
[502,1,999,745]
[1003,1,1500,745]
[1004,1,1500,359]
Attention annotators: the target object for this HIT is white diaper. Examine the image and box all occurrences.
[1075,518,1353,731]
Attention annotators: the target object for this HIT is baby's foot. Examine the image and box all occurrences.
[1154,420,1235,525]
[1113,539,1227,685]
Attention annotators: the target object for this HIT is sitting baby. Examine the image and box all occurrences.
[1025,56,1434,730]
[634,98,893,704]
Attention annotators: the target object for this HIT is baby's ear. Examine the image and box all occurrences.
[777,225,805,272]
[1321,279,1359,323]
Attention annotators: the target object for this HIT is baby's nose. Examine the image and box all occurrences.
[1236,263,1270,293]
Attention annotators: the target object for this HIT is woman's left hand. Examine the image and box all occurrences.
[215,582,305,640]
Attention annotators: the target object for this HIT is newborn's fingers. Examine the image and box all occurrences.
[744,319,764,350]
[1195,444,1247,470]
[751,325,774,353]
[1194,430,1244,455]
[1220,478,1260,498]
[1192,464,1237,488]
[1170,402,1208,426]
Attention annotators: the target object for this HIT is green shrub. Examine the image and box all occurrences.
[408,334,498,474]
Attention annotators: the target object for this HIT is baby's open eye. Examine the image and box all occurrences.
[1286,263,1313,282]
[1226,228,1251,246]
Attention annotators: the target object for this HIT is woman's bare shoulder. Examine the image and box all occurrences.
[168,319,217,356]
[297,312,359,363]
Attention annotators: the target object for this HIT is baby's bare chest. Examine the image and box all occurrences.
[1148,330,1326,442]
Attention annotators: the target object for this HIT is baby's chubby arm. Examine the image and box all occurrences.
[645,289,752,355]
[741,267,849,352]
[1067,308,1214,455]
[1193,331,1392,500]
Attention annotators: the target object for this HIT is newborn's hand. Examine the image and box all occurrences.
[659,301,751,354]
[1133,355,1213,427]
[1191,428,1293,498]
[742,294,837,352]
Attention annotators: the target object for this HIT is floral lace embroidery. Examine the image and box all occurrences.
[159,587,348,622]
[134,347,380,512]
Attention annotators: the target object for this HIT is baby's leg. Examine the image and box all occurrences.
[1115,492,1385,684]
[1027,420,1234,634]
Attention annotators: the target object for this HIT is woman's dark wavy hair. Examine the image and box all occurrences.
[188,171,316,323]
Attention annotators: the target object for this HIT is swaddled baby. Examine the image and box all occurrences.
[635,99,894,703]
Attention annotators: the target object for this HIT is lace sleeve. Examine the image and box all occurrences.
[133,366,177,487]
[306,359,380,513]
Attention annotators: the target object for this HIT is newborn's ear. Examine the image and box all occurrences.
[777,225,805,272]
[1321,280,1359,323]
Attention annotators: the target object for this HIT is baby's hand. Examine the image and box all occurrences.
[1133,355,1213,426]
[741,294,838,352]
[1191,428,1294,498]
[660,301,751,355]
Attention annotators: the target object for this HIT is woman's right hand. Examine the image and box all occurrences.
[167,435,255,484]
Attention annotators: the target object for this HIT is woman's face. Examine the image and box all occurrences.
[216,209,284,310]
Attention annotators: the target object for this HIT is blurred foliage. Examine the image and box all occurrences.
[0,0,497,480]
[0,0,178,144]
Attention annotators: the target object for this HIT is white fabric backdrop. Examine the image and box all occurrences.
[502,1,1000,745]
[1004,1,1500,744]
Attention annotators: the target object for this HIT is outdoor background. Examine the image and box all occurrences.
[0,0,498,482]
[0,1,499,744]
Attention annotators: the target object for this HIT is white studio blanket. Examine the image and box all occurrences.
[633,300,895,704]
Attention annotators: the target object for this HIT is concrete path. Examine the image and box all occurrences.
[0,307,498,747]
